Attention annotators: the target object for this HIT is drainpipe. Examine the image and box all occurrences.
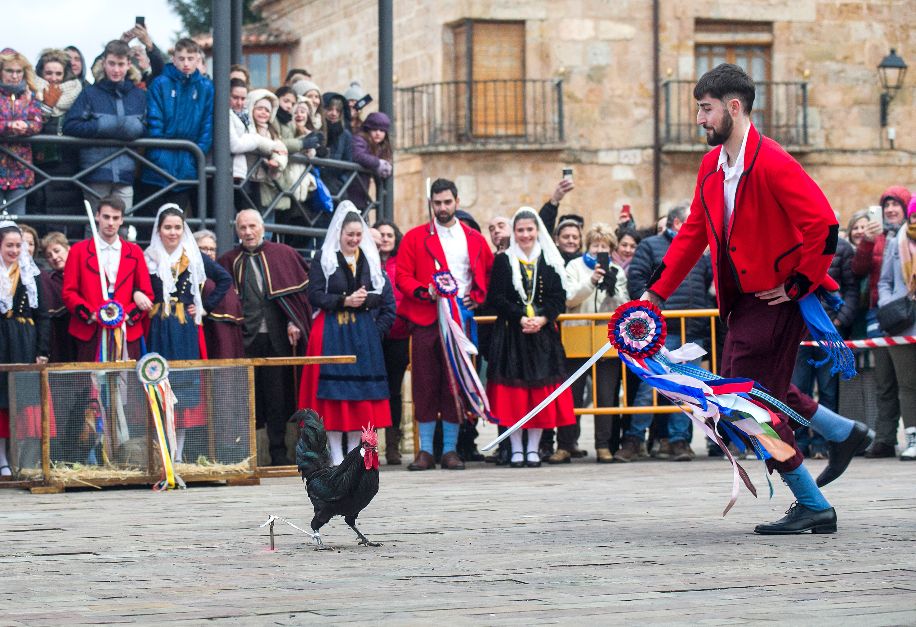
[652,0,661,219]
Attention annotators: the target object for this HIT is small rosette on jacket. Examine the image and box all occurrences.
[432,270,459,298]
[97,299,125,328]
[608,300,667,358]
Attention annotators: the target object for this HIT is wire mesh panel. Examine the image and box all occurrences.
[6,364,254,487]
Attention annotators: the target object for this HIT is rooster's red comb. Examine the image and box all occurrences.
[361,425,378,446]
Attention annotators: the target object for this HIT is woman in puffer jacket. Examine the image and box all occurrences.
[0,48,43,216]
[29,49,84,227]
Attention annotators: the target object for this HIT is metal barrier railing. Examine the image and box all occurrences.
[475,308,720,416]
[0,135,208,220]
[0,135,384,250]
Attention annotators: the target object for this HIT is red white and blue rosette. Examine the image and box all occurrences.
[97,299,125,328]
[608,300,667,358]
[432,270,459,298]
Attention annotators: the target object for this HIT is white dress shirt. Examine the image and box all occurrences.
[718,125,750,230]
[97,238,122,295]
[435,220,472,297]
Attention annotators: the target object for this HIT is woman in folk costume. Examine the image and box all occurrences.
[299,201,395,466]
[145,204,231,462]
[486,207,576,468]
[0,221,49,477]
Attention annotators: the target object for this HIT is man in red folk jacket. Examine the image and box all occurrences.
[396,178,494,471]
[62,195,154,361]
[642,64,839,535]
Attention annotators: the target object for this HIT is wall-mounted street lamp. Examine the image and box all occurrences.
[878,48,907,128]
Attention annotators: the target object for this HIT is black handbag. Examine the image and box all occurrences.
[876,295,916,336]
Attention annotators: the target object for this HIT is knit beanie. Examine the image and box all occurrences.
[343,80,366,101]
[361,111,390,132]
[291,80,321,98]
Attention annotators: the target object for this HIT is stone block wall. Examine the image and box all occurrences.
[254,0,914,232]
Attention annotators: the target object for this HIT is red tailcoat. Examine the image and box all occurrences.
[648,125,838,309]
[395,222,494,327]
[62,238,154,343]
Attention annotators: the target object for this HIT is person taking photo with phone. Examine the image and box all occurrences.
[553,223,629,464]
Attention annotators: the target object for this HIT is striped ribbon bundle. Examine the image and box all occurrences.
[136,353,185,491]
[434,271,494,423]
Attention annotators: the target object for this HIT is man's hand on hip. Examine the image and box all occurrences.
[755,284,791,305]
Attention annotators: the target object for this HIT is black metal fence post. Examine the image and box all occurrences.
[212,0,235,254]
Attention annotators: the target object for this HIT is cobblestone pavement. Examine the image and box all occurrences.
[1,454,913,625]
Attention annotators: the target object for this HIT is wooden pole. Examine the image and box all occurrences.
[247,365,257,472]
[205,369,216,463]
[40,370,50,484]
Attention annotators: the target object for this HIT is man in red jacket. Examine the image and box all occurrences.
[642,64,839,535]
[396,178,494,470]
[62,196,154,361]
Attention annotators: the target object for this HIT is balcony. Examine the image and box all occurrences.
[662,80,810,149]
[395,79,565,152]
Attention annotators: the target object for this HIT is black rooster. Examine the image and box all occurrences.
[294,409,381,548]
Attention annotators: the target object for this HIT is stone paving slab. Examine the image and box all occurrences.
[0,455,913,625]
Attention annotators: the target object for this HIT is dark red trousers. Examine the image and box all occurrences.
[720,291,808,473]
[75,327,143,362]
[409,323,462,424]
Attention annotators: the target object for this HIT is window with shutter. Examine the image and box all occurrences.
[450,20,526,138]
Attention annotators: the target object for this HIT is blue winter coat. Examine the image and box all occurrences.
[63,78,146,184]
[141,64,214,189]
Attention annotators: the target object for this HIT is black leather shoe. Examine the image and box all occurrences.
[753,502,837,535]
[509,453,525,468]
[816,422,874,487]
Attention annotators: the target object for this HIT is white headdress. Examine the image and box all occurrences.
[0,220,40,314]
[320,200,385,293]
[144,204,207,324]
[505,207,571,303]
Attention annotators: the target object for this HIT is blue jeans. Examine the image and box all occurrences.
[0,188,29,215]
[625,335,700,444]
[792,345,838,411]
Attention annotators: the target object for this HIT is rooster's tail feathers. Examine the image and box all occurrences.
[294,409,331,477]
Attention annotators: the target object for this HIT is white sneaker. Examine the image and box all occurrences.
[901,427,916,461]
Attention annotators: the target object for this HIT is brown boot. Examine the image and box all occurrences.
[615,437,641,463]
[669,440,693,461]
[547,449,572,464]
[440,451,465,470]
[408,450,435,471]
[385,427,401,465]
[596,447,614,463]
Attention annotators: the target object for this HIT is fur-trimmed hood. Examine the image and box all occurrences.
[90,57,143,85]
[246,88,279,124]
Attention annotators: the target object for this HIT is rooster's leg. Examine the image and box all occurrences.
[345,516,380,547]
[311,531,332,550]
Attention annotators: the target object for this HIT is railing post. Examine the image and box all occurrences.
[801,82,809,145]
[378,0,394,221]
[663,80,670,143]
[556,79,564,142]
[212,0,235,254]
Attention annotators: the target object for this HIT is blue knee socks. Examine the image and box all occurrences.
[442,421,459,454]
[810,404,855,443]
[781,464,831,511]
[418,421,435,454]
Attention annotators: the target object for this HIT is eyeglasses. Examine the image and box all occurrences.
[198,246,217,253]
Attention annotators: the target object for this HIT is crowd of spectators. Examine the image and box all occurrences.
[0,26,913,475]
[0,23,387,241]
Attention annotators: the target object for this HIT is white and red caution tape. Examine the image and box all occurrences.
[801,336,916,348]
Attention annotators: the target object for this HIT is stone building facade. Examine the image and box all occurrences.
[252,0,914,232]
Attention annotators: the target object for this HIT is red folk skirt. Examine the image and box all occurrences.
[298,310,391,432]
[486,382,575,429]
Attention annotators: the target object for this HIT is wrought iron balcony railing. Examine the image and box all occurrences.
[396,79,564,151]
[662,80,809,147]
